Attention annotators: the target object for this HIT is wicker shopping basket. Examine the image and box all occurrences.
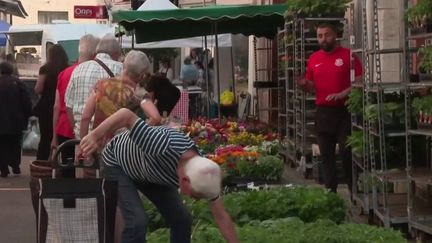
[29,160,53,179]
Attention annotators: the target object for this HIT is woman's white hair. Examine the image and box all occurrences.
[184,156,221,200]
[124,50,151,81]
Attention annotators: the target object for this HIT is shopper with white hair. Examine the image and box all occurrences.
[65,33,123,138]
[80,108,239,243]
[79,50,151,140]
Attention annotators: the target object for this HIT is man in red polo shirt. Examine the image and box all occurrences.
[298,22,362,194]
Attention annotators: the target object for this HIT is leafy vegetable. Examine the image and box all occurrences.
[147,218,407,243]
[143,186,347,232]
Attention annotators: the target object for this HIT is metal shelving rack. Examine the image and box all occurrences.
[349,1,372,218]
[405,0,432,235]
[365,0,409,227]
[277,28,292,162]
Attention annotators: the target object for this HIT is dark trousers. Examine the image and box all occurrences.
[315,106,352,193]
[104,165,193,243]
[0,134,22,175]
[36,115,53,160]
[57,134,75,178]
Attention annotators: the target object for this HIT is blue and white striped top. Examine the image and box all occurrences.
[102,119,198,187]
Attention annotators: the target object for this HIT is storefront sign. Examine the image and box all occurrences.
[74,6,108,19]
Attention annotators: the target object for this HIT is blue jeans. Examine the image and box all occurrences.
[104,165,193,243]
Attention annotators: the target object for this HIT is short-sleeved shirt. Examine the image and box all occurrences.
[55,63,78,138]
[306,47,362,107]
[33,63,67,118]
[102,119,198,187]
[65,53,123,138]
[93,77,136,129]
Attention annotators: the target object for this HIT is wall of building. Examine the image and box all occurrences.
[12,0,108,25]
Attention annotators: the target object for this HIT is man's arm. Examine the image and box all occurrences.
[80,108,138,156]
[67,108,75,131]
[326,75,362,102]
[210,198,240,243]
[65,72,76,130]
[297,77,315,92]
[80,92,96,139]
[80,100,162,157]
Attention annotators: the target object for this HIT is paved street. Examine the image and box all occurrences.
[0,155,36,243]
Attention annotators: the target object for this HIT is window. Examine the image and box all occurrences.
[38,11,68,24]
[58,40,80,64]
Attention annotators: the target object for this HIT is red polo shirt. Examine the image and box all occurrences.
[55,63,79,138]
[306,47,362,107]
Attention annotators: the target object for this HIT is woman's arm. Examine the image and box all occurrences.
[34,74,46,95]
[51,90,61,148]
[80,92,96,139]
[167,68,174,81]
[141,98,161,126]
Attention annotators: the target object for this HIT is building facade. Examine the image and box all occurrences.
[12,0,108,24]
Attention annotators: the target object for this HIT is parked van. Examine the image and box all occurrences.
[1,22,110,80]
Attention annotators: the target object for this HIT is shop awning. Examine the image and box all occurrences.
[113,4,287,43]
[0,0,28,18]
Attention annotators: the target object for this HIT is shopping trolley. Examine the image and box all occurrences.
[30,139,117,243]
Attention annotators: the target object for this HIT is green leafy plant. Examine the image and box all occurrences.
[147,218,407,243]
[365,102,404,126]
[418,45,432,73]
[235,155,284,181]
[286,0,350,18]
[406,0,432,29]
[347,88,363,115]
[143,186,347,232]
[412,95,432,114]
[346,130,363,155]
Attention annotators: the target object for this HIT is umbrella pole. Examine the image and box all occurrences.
[230,45,236,108]
[214,23,221,121]
[204,36,210,119]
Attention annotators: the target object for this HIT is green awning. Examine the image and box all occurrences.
[113,4,287,43]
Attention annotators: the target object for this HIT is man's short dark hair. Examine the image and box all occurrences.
[317,22,345,37]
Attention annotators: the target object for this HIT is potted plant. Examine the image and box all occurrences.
[412,94,432,129]
[286,0,350,18]
[347,88,363,124]
[418,45,432,73]
[406,0,432,34]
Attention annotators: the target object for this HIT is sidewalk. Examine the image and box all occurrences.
[0,155,36,243]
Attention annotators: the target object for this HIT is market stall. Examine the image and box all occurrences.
[113,4,286,119]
